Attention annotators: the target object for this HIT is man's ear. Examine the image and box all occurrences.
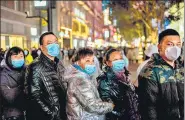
[40,45,44,51]
[157,44,161,52]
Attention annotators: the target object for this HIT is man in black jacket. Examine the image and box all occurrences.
[25,32,66,120]
[138,29,184,120]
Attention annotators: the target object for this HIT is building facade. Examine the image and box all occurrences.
[1,1,105,49]
[57,1,104,49]
[1,1,41,49]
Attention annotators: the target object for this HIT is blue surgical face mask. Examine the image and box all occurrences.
[11,59,25,68]
[112,59,125,72]
[24,50,28,56]
[84,64,96,75]
[46,43,60,57]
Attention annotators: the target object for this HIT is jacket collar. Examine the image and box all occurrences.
[103,66,119,82]
[39,52,59,70]
[103,66,131,87]
[3,65,23,80]
[151,53,181,69]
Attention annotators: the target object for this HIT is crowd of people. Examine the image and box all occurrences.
[0,29,184,120]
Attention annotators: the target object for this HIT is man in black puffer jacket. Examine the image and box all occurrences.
[138,29,184,120]
[25,32,66,120]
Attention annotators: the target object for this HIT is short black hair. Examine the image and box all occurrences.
[5,46,25,70]
[72,47,94,62]
[39,32,57,45]
[158,29,180,43]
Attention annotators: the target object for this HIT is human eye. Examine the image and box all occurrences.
[167,42,174,46]
[176,43,182,47]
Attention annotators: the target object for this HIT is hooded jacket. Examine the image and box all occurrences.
[0,54,26,119]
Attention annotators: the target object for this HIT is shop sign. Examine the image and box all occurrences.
[34,1,47,7]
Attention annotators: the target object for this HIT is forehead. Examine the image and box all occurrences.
[12,51,24,56]
[82,55,94,60]
[161,35,181,44]
[43,34,57,43]
[109,51,122,59]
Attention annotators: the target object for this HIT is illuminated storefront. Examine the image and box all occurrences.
[0,34,26,50]
[72,18,89,48]
[59,27,72,48]
[95,39,104,48]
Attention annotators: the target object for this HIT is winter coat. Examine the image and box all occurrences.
[97,66,140,120]
[25,53,66,120]
[138,53,184,120]
[64,65,113,120]
[0,65,26,119]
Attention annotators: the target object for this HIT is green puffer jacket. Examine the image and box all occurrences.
[138,53,184,120]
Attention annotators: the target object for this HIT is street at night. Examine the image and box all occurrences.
[0,1,184,120]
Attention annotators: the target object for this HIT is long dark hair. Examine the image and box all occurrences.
[5,47,25,71]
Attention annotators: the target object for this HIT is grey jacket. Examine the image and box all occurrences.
[64,65,113,120]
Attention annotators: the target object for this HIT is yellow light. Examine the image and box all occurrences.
[61,27,72,31]
[72,18,89,37]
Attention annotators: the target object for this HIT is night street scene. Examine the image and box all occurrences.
[0,0,184,120]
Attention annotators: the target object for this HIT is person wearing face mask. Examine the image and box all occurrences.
[64,47,114,120]
[134,45,158,87]
[23,48,33,66]
[138,29,184,120]
[25,32,66,120]
[97,48,140,120]
[0,47,26,120]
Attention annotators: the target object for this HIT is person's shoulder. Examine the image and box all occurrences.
[139,59,158,80]
[96,72,108,86]
[97,72,106,81]
[27,57,42,70]
[65,65,87,82]
[0,68,10,84]
[69,72,91,90]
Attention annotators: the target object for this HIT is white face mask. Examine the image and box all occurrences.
[165,46,181,61]
[37,50,41,55]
